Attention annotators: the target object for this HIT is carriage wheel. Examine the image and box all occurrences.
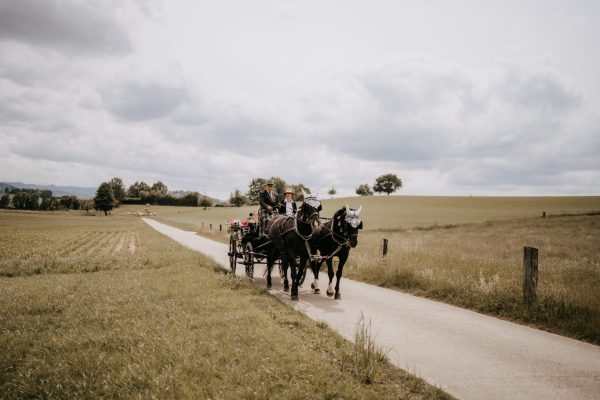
[244,242,254,279]
[228,237,237,274]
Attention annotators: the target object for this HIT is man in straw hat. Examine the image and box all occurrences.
[278,187,297,216]
[258,181,278,237]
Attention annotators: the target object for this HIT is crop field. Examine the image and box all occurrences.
[121,196,600,343]
[0,211,449,399]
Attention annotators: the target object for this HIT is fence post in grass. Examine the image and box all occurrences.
[380,238,389,258]
[542,211,546,218]
[523,247,538,304]
[210,223,212,230]
[220,224,222,231]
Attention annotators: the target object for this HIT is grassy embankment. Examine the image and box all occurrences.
[0,211,450,399]
[130,196,600,343]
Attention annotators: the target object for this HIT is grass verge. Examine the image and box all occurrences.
[0,211,451,399]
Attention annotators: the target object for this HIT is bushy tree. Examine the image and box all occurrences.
[269,176,286,198]
[181,192,200,207]
[81,199,94,214]
[109,177,126,203]
[328,187,337,197]
[292,183,311,201]
[11,192,27,209]
[247,178,267,204]
[356,183,374,196]
[151,181,168,195]
[0,194,10,209]
[229,189,246,207]
[26,193,40,210]
[373,174,402,195]
[94,182,115,215]
[199,195,213,208]
[127,181,151,198]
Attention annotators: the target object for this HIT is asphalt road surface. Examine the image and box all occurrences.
[144,218,600,400]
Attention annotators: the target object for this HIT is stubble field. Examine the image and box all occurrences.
[0,211,449,399]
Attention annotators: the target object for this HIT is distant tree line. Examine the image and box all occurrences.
[93,177,214,215]
[0,186,94,211]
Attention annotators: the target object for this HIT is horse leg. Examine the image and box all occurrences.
[287,249,299,301]
[266,253,273,289]
[334,254,348,300]
[311,260,321,294]
[326,258,335,297]
[282,254,290,292]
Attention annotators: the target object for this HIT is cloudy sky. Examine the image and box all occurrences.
[1,0,598,198]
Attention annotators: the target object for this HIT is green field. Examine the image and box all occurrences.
[125,195,600,343]
[124,195,600,232]
[0,211,450,399]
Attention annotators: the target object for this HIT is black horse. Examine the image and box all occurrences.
[266,195,322,300]
[310,206,363,300]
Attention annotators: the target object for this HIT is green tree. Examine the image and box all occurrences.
[292,183,311,201]
[151,181,168,195]
[0,194,9,209]
[247,178,267,204]
[94,182,116,215]
[127,181,151,198]
[12,192,27,209]
[373,174,402,195]
[39,197,51,211]
[109,177,126,203]
[81,199,95,214]
[356,183,374,196]
[26,193,40,210]
[229,189,246,207]
[199,195,213,208]
[270,176,286,199]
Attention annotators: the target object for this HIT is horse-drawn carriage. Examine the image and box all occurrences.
[227,218,282,279]
[226,195,364,301]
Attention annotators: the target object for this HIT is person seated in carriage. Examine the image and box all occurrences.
[259,181,278,237]
[278,187,297,216]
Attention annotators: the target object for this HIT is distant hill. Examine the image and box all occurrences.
[0,182,96,199]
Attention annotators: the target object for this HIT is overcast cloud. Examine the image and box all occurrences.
[1,0,599,199]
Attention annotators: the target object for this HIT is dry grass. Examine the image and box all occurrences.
[344,215,600,343]
[0,210,451,400]
[118,197,600,343]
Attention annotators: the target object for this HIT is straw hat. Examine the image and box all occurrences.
[284,187,294,194]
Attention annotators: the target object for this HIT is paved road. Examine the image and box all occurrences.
[143,218,600,400]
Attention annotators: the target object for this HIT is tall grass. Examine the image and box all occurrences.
[0,211,452,399]
[344,215,600,343]
[347,314,389,384]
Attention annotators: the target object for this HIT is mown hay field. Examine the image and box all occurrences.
[120,195,600,233]
[122,196,600,343]
[0,211,450,400]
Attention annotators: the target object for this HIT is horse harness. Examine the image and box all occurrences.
[314,216,353,261]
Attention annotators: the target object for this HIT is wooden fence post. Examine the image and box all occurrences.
[380,238,389,258]
[220,224,222,231]
[210,223,212,230]
[523,247,538,304]
[542,211,546,218]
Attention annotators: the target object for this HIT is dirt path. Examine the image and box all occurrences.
[143,218,600,400]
